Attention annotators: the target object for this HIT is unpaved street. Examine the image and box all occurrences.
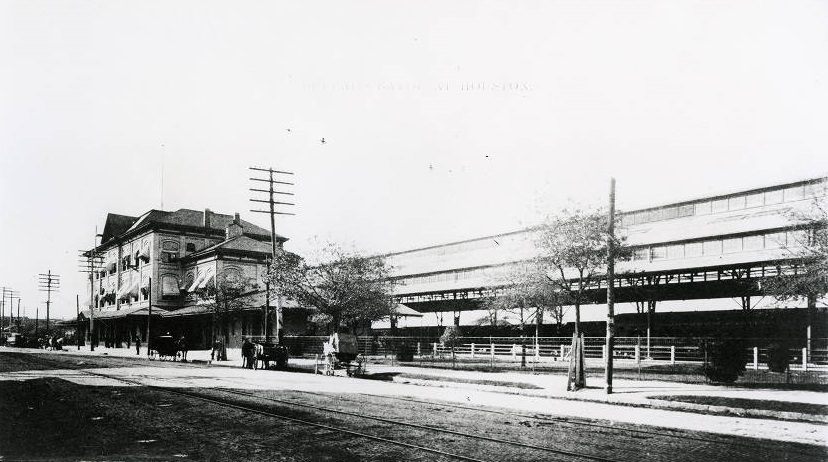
[0,351,825,461]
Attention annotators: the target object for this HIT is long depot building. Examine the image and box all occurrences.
[386,176,827,334]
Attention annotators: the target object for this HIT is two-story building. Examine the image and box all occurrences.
[80,208,294,349]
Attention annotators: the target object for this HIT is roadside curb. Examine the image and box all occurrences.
[390,375,828,425]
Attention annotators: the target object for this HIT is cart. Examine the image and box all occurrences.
[252,341,289,370]
[150,334,180,361]
[315,333,364,377]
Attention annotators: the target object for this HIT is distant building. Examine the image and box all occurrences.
[80,208,293,349]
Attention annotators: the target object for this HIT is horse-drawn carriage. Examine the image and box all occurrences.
[251,340,289,370]
[150,334,180,361]
[315,333,364,377]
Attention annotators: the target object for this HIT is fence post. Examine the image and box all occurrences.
[753,347,759,370]
[535,343,540,360]
[602,344,607,360]
[511,344,517,359]
[471,343,475,359]
[490,343,495,360]
[802,347,808,371]
[433,342,437,356]
[670,345,675,365]
[635,344,640,365]
[560,344,565,360]
[417,342,421,357]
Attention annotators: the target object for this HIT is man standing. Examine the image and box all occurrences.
[134,335,141,355]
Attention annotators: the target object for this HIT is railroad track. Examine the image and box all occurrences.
[5,352,824,462]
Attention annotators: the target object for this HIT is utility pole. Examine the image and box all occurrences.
[250,166,295,344]
[76,295,80,350]
[1,287,19,337]
[78,230,103,351]
[605,177,617,395]
[147,277,152,357]
[38,271,60,333]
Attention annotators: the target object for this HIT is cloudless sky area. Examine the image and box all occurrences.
[1,0,827,320]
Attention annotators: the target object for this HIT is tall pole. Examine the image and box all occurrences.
[147,277,152,357]
[605,177,617,395]
[38,271,60,333]
[250,166,295,344]
[76,295,80,350]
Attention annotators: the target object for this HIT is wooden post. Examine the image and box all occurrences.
[605,177,616,394]
[670,345,675,365]
[753,347,759,370]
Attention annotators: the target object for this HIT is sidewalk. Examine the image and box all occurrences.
[18,344,828,424]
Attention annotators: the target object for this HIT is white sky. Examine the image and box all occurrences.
[1,0,827,321]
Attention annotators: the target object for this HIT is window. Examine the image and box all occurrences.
[703,240,722,255]
[648,209,663,222]
[186,243,196,253]
[685,242,703,258]
[161,241,180,263]
[633,248,649,261]
[786,230,808,247]
[728,196,746,211]
[742,235,764,251]
[745,193,763,208]
[662,207,678,220]
[764,232,786,249]
[722,237,742,253]
[765,189,783,205]
[711,199,728,213]
[161,275,180,300]
[651,246,666,260]
[695,201,712,215]
[678,204,694,217]
[784,185,805,202]
[666,245,684,260]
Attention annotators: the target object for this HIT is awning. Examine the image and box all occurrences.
[188,268,215,292]
[118,279,140,299]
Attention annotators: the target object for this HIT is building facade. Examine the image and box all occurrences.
[81,208,289,349]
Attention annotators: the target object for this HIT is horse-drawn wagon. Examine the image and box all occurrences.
[251,340,289,370]
[150,334,180,361]
[315,333,364,377]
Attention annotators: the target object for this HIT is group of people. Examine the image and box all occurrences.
[241,337,257,369]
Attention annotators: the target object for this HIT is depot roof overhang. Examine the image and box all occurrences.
[395,258,813,313]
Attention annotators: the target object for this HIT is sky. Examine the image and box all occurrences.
[1,0,827,321]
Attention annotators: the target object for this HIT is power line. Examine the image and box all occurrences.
[249,166,295,344]
[38,271,60,333]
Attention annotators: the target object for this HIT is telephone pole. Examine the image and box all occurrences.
[78,231,104,351]
[249,166,295,344]
[1,287,19,337]
[605,177,617,395]
[38,271,60,333]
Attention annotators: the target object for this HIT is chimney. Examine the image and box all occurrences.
[226,212,244,239]
[204,209,212,229]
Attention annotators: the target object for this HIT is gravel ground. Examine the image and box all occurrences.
[1,351,826,461]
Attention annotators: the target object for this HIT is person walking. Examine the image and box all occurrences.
[134,335,141,355]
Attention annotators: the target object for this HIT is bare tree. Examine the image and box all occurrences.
[267,242,395,334]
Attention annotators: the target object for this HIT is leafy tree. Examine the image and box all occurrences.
[267,242,395,334]
[765,198,828,305]
[535,207,627,335]
[481,261,562,366]
[193,271,257,356]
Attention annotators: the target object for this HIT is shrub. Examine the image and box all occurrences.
[395,342,415,362]
[766,342,791,373]
[701,339,747,384]
[440,326,463,349]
